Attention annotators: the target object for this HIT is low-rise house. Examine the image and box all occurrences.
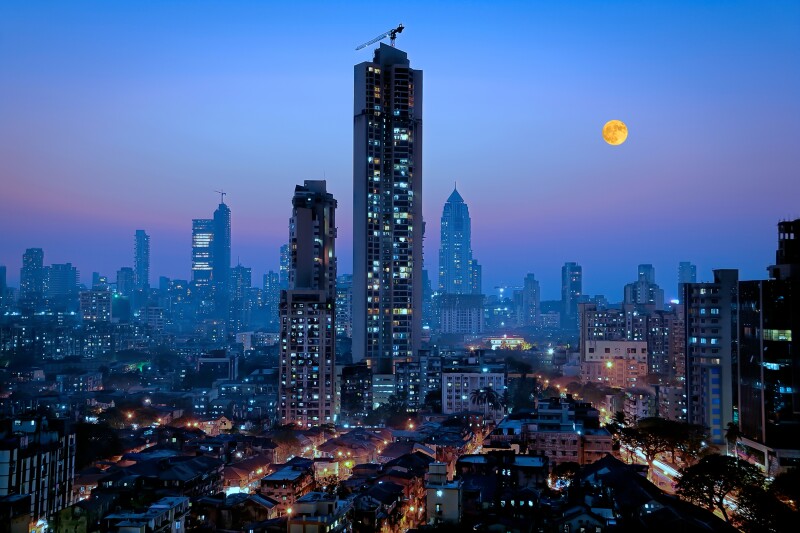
[103,496,189,533]
[259,458,314,516]
[193,492,278,530]
[287,492,353,533]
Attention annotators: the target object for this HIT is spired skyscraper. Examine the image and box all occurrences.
[438,186,480,295]
[278,181,337,428]
[353,44,423,376]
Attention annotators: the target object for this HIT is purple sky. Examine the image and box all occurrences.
[1,1,799,300]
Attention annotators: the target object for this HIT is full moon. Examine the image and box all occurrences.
[602,120,628,145]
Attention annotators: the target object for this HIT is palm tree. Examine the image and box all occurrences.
[471,387,500,421]
[470,388,488,413]
[724,422,741,457]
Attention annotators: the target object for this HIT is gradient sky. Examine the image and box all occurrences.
[1,0,799,301]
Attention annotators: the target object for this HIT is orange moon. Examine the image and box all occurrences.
[602,120,628,145]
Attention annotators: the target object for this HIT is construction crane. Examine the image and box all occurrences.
[355,24,404,51]
[215,190,227,204]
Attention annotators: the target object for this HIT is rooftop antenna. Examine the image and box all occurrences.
[215,190,227,204]
[355,24,404,51]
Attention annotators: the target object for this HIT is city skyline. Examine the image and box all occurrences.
[2,1,799,300]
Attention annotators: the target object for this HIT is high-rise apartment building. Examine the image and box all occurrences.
[279,181,337,428]
[335,274,353,338]
[212,201,232,310]
[684,269,738,445]
[44,263,79,297]
[80,289,112,323]
[737,219,799,473]
[522,273,541,327]
[264,270,281,331]
[561,262,582,329]
[0,417,76,525]
[192,219,215,289]
[134,229,150,291]
[438,186,476,295]
[678,261,697,298]
[624,264,664,310]
[353,44,423,378]
[229,264,252,333]
[116,267,135,297]
[279,243,290,290]
[19,248,44,309]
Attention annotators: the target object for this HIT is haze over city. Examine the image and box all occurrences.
[2,0,799,298]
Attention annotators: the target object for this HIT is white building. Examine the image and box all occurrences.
[441,368,504,419]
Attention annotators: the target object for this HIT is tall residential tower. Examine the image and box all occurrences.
[353,44,423,378]
[134,229,150,291]
[561,262,582,329]
[279,181,337,428]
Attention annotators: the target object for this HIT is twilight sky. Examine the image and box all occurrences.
[1,0,798,301]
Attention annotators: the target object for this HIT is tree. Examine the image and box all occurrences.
[676,454,763,524]
[769,468,800,512]
[74,422,123,469]
[423,389,442,413]
[724,422,741,457]
[470,387,500,420]
[735,483,795,532]
[620,422,670,467]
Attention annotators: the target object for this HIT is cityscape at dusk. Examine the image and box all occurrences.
[1,1,798,532]
[2,1,799,297]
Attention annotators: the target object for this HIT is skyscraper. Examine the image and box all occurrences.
[353,43,423,377]
[212,201,232,311]
[191,219,214,290]
[279,180,337,428]
[134,229,150,291]
[561,262,582,329]
[229,264,252,333]
[19,248,44,309]
[522,273,541,327]
[438,186,475,295]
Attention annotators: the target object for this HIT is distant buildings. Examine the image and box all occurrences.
[19,247,44,309]
[134,229,150,291]
[278,181,337,428]
[352,44,423,380]
[521,273,541,328]
[677,260,697,298]
[561,262,582,330]
[623,264,664,310]
[438,186,479,295]
[192,218,215,291]
[190,199,231,319]
[335,274,353,338]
